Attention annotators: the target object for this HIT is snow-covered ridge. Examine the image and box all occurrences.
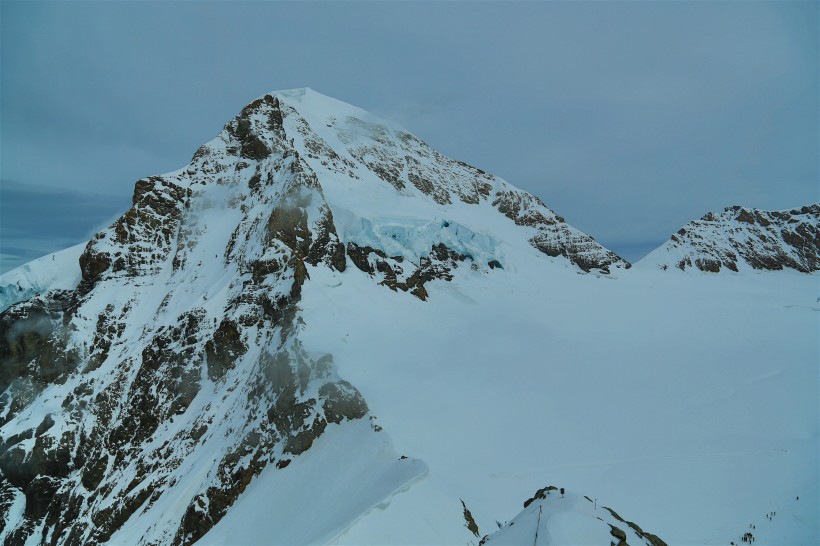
[0,244,85,313]
[483,486,666,546]
[638,203,819,273]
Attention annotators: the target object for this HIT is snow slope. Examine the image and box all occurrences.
[300,245,818,545]
[0,243,85,312]
[0,88,816,546]
[121,420,429,546]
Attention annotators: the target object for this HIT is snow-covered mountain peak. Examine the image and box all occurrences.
[188,89,628,275]
[638,203,819,273]
[4,90,814,546]
[0,90,631,545]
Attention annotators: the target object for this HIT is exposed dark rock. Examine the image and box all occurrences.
[494,189,629,273]
[77,245,112,294]
[35,415,54,437]
[609,524,628,546]
[23,476,60,520]
[239,134,271,161]
[346,243,387,274]
[346,242,473,300]
[81,454,108,491]
[306,206,346,271]
[604,506,669,546]
[0,479,18,535]
[657,204,819,273]
[266,186,346,272]
[231,115,271,161]
[205,319,246,381]
[0,92,380,544]
[523,485,558,508]
[0,296,79,397]
[319,380,369,424]
[78,177,189,293]
[695,257,721,273]
[0,301,53,394]
[90,482,156,544]
[461,499,480,537]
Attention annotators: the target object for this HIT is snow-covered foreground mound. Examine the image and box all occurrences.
[0,88,816,546]
[484,486,665,546]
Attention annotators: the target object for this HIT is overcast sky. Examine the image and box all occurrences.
[1,1,817,273]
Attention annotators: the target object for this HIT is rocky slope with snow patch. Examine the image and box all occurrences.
[639,204,819,273]
[0,89,633,545]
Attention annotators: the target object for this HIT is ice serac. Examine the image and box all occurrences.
[0,88,626,544]
[639,204,820,273]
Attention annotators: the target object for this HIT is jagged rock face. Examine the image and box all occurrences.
[0,292,77,399]
[644,204,819,273]
[0,94,372,545]
[0,88,629,544]
[347,241,471,301]
[492,190,628,273]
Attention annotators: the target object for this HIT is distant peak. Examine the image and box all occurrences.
[640,202,819,273]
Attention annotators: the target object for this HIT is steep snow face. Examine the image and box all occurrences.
[0,89,625,545]
[0,244,85,313]
[638,204,819,273]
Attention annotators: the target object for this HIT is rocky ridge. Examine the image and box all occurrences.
[642,204,819,273]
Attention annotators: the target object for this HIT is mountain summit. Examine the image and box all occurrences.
[0,90,816,546]
[0,89,632,544]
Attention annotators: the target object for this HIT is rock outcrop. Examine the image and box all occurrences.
[641,204,819,273]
